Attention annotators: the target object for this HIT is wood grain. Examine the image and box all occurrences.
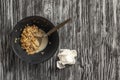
[0,0,120,80]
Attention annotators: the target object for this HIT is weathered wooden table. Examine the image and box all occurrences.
[0,0,120,80]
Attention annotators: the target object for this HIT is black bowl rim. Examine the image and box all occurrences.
[11,16,59,64]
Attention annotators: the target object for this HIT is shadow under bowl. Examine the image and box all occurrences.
[11,16,59,64]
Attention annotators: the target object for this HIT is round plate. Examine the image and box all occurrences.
[11,16,59,64]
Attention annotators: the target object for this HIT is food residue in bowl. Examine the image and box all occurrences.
[14,38,17,43]
[49,42,51,44]
[20,25,48,55]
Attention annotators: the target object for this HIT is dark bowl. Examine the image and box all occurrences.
[11,16,59,64]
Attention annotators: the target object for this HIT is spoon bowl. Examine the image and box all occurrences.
[36,18,71,45]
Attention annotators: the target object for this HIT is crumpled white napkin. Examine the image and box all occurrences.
[57,49,77,69]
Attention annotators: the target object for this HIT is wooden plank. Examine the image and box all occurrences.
[0,0,120,80]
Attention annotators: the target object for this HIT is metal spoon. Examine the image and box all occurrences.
[36,18,71,44]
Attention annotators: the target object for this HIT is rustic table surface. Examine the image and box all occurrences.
[0,0,120,80]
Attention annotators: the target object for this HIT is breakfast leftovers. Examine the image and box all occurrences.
[20,25,44,55]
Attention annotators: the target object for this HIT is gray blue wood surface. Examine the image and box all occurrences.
[0,0,120,80]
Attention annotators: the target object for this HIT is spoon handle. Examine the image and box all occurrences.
[44,18,71,37]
